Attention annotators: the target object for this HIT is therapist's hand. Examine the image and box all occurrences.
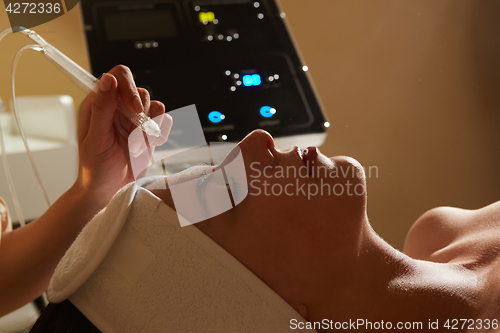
[0,66,172,316]
[75,65,170,205]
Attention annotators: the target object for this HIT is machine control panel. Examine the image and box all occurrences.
[81,0,328,143]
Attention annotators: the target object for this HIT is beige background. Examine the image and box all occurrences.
[1,1,499,249]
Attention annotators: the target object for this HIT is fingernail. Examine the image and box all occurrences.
[99,74,112,92]
[134,96,144,112]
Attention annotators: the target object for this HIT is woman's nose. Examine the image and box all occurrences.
[237,129,275,165]
[238,129,274,150]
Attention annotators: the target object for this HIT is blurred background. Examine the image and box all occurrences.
[1,0,499,252]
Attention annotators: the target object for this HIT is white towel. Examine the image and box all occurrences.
[47,178,315,333]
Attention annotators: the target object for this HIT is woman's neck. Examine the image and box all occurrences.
[304,224,481,329]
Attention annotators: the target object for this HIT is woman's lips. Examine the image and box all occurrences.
[267,139,277,156]
[303,147,318,175]
[268,140,320,176]
[292,146,303,161]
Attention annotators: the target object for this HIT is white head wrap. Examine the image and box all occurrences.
[47,178,314,333]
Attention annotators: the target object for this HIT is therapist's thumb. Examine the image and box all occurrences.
[89,73,118,136]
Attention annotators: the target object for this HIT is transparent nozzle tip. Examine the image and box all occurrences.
[143,119,161,137]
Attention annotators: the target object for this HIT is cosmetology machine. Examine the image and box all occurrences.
[0,0,329,224]
[80,0,329,167]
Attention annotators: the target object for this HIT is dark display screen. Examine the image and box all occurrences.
[104,10,178,41]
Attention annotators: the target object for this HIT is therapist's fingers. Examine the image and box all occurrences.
[114,88,151,138]
[107,65,144,114]
[87,73,118,139]
[149,100,165,119]
[148,103,172,148]
[127,102,171,180]
[139,88,151,115]
[128,100,164,157]
[79,93,93,142]
[127,101,170,158]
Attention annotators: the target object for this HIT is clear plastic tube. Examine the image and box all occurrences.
[0,103,25,226]
[0,26,46,226]
[7,27,161,137]
[11,45,52,223]
[38,41,161,137]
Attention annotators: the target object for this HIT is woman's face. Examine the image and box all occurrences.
[152,129,368,307]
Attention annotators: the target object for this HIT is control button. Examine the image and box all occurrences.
[260,106,276,118]
[208,111,225,123]
[152,41,159,48]
[135,42,143,49]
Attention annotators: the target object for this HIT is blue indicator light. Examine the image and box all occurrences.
[260,106,276,118]
[242,74,261,86]
[252,74,261,85]
[243,75,253,86]
[208,111,225,123]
